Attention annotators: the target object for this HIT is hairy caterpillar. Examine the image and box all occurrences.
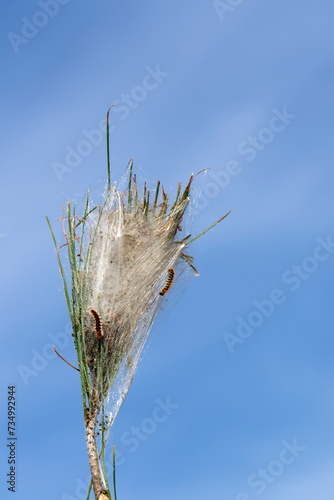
[89,309,103,338]
[159,268,174,296]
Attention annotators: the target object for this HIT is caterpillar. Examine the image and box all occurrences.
[89,309,103,338]
[159,268,174,296]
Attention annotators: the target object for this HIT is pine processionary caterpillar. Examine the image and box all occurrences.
[159,268,174,296]
[90,309,103,338]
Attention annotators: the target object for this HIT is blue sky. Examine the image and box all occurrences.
[1,1,334,499]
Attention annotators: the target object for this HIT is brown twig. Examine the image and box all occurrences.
[52,345,80,372]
